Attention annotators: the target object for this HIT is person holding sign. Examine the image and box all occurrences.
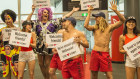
[0,9,20,79]
[84,0,125,79]
[119,16,140,79]
[18,20,36,79]
[56,17,89,79]
[27,5,79,79]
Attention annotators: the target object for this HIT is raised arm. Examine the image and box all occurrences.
[109,0,126,31]
[62,7,79,19]
[119,35,127,54]
[27,5,35,21]
[84,6,96,31]
[30,32,36,48]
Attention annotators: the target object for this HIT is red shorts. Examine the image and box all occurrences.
[62,57,84,79]
[50,54,62,70]
[90,50,112,72]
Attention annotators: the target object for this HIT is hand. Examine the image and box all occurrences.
[32,5,36,12]
[88,6,94,13]
[0,32,3,41]
[14,62,18,72]
[74,36,81,44]
[45,43,48,48]
[109,0,117,11]
[72,7,80,12]
[52,48,58,54]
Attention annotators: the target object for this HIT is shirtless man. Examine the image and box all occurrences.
[54,17,89,79]
[84,1,125,79]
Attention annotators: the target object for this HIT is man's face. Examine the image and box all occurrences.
[62,20,70,29]
[95,16,101,24]
[5,46,11,55]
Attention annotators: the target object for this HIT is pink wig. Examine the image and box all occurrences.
[38,8,53,21]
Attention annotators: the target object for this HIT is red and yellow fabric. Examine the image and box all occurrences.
[1,46,20,77]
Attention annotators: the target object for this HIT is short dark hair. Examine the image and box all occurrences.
[1,9,16,23]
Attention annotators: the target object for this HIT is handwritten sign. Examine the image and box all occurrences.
[123,36,140,61]
[2,28,20,41]
[46,34,63,48]
[81,0,99,10]
[56,38,81,61]
[33,0,50,8]
[9,30,31,47]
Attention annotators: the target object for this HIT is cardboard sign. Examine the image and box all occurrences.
[2,28,20,41]
[56,38,81,61]
[46,34,63,48]
[33,0,50,8]
[9,30,31,47]
[81,0,99,10]
[123,36,140,61]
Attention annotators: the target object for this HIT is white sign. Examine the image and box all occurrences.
[2,28,20,41]
[123,36,140,61]
[81,0,99,10]
[46,34,63,48]
[56,38,81,61]
[9,30,31,47]
[33,0,50,8]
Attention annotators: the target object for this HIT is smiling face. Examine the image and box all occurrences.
[5,15,13,26]
[25,24,32,32]
[95,16,101,24]
[5,46,11,55]
[126,20,136,30]
[62,20,71,30]
[42,10,49,20]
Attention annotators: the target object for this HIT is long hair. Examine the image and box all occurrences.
[1,9,16,23]
[38,8,53,21]
[123,20,138,35]
[94,17,108,32]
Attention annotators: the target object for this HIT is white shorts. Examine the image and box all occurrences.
[125,56,140,68]
[19,50,35,62]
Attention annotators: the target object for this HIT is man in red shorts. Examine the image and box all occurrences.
[84,0,125,79]
[53,17,89,79]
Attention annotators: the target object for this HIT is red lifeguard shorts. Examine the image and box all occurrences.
[62,57,84,79]
[50,53,62,70]
[90,50,112,72]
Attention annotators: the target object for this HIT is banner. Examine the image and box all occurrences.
[56,38,81,61]
[9,30,31,47]
[123,36,140,61]
[46,34,63,48]
[81,0,99,10]
[33,0,50,8]
[2,28,20,41]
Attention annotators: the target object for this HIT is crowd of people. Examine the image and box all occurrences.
[0,0,140,79]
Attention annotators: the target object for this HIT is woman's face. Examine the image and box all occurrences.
[42,10,49,20]
[126,20,136,30]
[25,24,32,32]
[5,15,13,26]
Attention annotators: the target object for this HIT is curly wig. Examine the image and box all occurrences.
[38,8,53,21]
[1,9,16,23]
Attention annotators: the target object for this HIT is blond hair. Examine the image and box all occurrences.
[94,17,108,32]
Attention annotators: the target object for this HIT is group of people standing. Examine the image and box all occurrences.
[0,0,140,79]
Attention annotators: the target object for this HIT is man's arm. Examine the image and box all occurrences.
[109,0,126,31]
[119,35,127,54]
[62,7,79,19]
[27,5,35,21]
[84,6,96,31]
